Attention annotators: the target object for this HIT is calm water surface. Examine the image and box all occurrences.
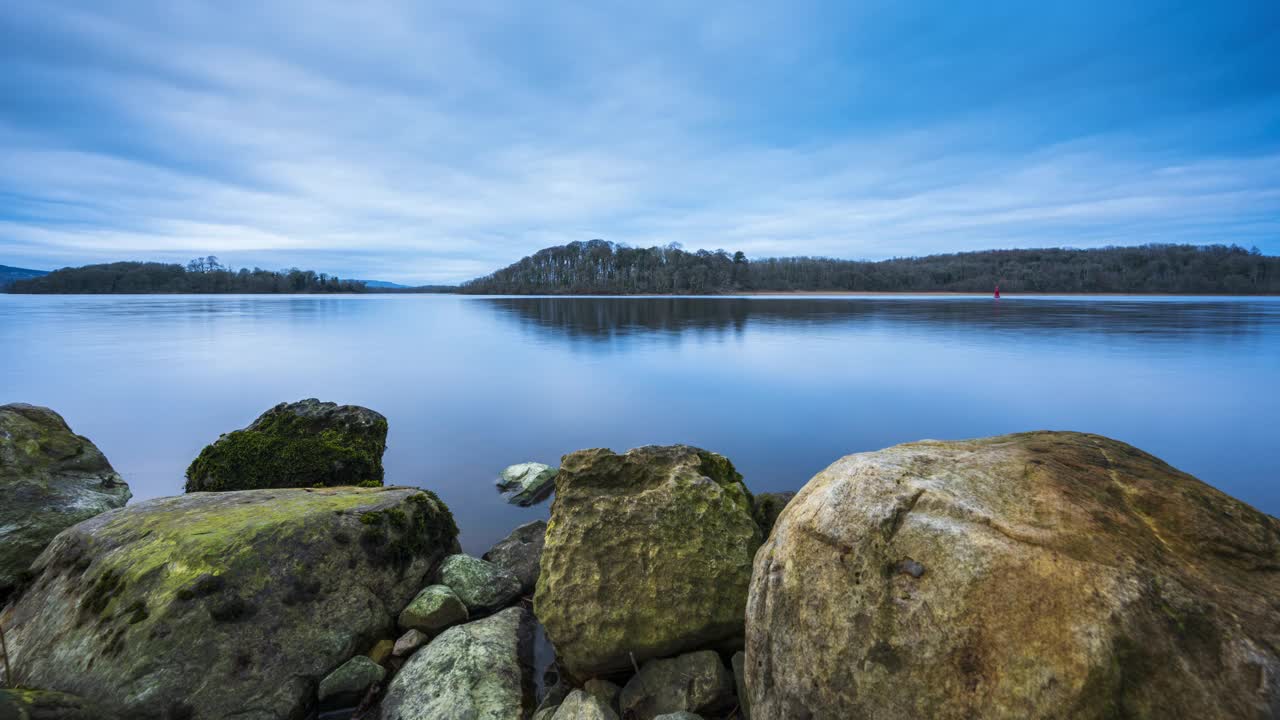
[2,294,1277,552]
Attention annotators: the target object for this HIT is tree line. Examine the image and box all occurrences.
[461,240,1279,295]
[5,257,367,294]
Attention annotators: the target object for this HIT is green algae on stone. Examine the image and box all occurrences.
[437,554,523,613]
[745,431,1280,720]
[0,403,131,600]
[535,445,763,678]
[3,485,459,720]
[184,398,388,492]
[399,584,468,634]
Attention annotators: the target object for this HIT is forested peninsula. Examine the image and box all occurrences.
[461,241,1279,295]
[6,257,366,294]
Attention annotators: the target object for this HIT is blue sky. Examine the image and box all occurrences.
[2,2,1278,283]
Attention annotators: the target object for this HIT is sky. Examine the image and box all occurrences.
[2,2,1279,284]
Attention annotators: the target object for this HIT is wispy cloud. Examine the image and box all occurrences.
[2,1,1278,282]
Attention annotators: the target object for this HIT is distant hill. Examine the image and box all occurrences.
[0,264,49,288]
[461,241,1279,295]
[6,260,366,294]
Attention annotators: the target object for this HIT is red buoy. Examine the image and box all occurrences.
[994,284,1001,299]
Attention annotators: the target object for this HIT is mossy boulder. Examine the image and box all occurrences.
[398,584,468,634]
[4,486,458,719]
[535,445,763,678]
[0,403,130,600]
[381,606,537,720]
[184,398,388,492]
[745,432,1280,720]
[439,554,523,613]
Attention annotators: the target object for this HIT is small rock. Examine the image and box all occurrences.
[483,520,547,593]
[731,651,749,720]
[654,713,704,720]
[751,491,795,537]
[583,678,621,712]
[399,584,468,634]
[380,607,536,720]
[438,553,523,612]
[392,628,428,657]
[497,462,558,506]
[552,689,619,720]
[318,656,385,708]
[366,638,395,666]
[619,650,734,720]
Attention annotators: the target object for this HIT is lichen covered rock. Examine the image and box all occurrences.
[552,689,619,720]
[618,650,734,720]
[380,606,536,720]
[398,583,468,634]
[184,398,388,492]
[5,486,458,719]
[0,404,130,599]
[317,656,385,709]
[746,431,1280,720]
[535,445,762,677]
[439,553,523,613]
[483,519,547,593]
[498,462,558,506]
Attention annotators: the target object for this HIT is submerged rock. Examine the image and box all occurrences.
[552,689,619,720]
[317,656,385,709]
[398,584,468,634]
[750,491,795,538]
[184,398,388,492]
[535,445,762,677]
[483,519,547,593]
[439,553,523,613]
[746,431,1280,720]
[381,606,536,720]
[618,650,734,720]
[0,688,116,720]
[498,462,559,505]
[0,404,130,600]
[5,486,458,719]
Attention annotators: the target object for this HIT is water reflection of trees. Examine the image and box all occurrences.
[482,297,1279,344]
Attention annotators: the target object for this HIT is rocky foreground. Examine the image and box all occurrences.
[1,400,1277,720]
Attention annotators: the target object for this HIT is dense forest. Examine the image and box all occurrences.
[6,257,367,294]
[461,241,1279,295]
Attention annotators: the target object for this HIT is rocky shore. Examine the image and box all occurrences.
[1,399,1277,720]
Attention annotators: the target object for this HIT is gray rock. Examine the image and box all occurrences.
[439,553,523,612]
[552,690,619,720]
[483,520,547,593]
[619,650,734,720]
[731,651,749,719]
[398,584,468,634]
[533,708,561,720]
[4,486,457,719]
[392,628,428,657]
[497,462,558,506]
[0,403,130,600]
[654,714,704,720]
[317,655,385,708]
[583,678,621,712]
[184,398,388,492]
[381,606,536,720]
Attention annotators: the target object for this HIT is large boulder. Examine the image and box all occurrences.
[380,606,536,720]
[483,520,547,593]
[0,404,130,599]
[5,486,458,719]
[184,398,387,492]
[746,432,1280,720]
[535,445,762,678]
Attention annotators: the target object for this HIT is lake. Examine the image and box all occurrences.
[2,293,1277,553]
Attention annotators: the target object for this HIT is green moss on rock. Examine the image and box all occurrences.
[184,399,388,492]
